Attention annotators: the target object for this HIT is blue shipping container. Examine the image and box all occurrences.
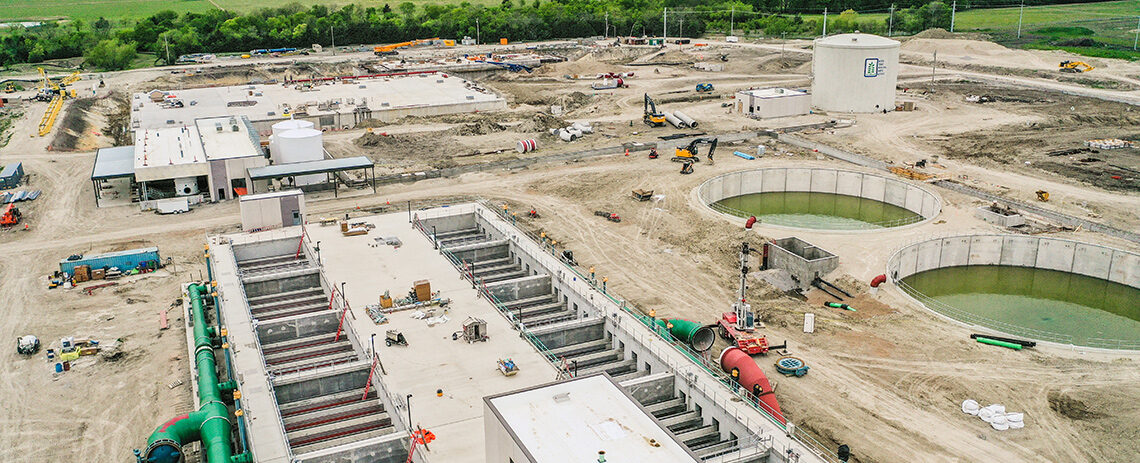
[0,162,23,189]
[60,247,161,274]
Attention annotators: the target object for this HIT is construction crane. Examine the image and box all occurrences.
[1059,60,1093,73]
[672,137,718,163]
[35,69,80,136]
[643,93,666,127]
[374,41,414,56]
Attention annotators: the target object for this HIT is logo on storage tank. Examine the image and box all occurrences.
[864,58,885,77]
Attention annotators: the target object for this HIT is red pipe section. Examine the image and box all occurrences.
[870,274,887,288]
[719,347,785,424]
[745,216,757,229]
[284,70,438,84]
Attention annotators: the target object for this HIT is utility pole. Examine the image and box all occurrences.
[950,0,956,33]
[1017,2,1024,38]
[163,33,170,65]
[330,26,335,55]
[822,8,828,37]
[604,12,608,39]
[730,6,735,36]
[477,18,481,44]
[931,50,937,85]
[888,4,895,37]
[680,15,684,38]
[1134,16,1139,50]
[663,7,667,42]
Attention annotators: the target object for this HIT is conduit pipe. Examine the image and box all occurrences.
[719,347,785,424]
[673,110,698,128]
[138,283,251,463]
[654,319,715,351]
[663,112,686,128]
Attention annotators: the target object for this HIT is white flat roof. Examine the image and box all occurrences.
[487,374,698,463]
[131,73,502,130]
[739,87,808,99]
[195,116,262,160]
[134,125,205,170]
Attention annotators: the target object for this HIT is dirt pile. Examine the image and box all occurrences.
[455,120,507,135]
[756,55,810,73]
[355,131,401,147]
[516,113,570,132]
[910,28,956,40]
[1048,390,1104,420]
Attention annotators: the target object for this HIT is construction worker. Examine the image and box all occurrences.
[649,148,658,159]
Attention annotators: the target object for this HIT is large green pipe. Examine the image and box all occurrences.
[655,319,715,352]
[139,283,250,463]
[976,337,1023,350]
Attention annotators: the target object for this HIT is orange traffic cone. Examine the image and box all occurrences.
[624,148,630,156]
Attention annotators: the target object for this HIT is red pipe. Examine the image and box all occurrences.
[745,216,757,229]
[285,70,438,84]
[719,347,785,424]
[870,274,887,288]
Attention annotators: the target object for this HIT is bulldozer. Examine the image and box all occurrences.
[672,137,718,164]
[1059,61,1093,73]
[1036,190,1050,202]
[643,93,666,127]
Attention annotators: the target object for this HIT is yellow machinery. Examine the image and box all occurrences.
[374,38,440,56]
[1059,61,1093,73]
[1036,190,1050,202]
[672,137,718,163]
[889,166,935,181]
[3,83,14,93]
[35,69,81,137]
[643,93,666,127]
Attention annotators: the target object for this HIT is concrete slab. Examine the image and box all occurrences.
[307,211,560,463]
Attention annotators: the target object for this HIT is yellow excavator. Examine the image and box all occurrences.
[672,137,718,163]
[643,93,666,127]
[1059,60,1093,73]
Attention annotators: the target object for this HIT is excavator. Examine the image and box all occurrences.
[672,137,718,164]
[1,204,21,226]
[1059,60,1093,73]
[643,93,666,127]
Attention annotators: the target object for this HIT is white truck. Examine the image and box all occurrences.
[155,197,190,214]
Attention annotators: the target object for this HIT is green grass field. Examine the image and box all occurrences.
[0,0,497,22]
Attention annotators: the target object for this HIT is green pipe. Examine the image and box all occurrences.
[139,283,250,463]
[824,302,856,312]
[655,319,715,352]
[976,337,1023,350]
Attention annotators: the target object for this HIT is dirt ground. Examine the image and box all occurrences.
[0,35,1137,463]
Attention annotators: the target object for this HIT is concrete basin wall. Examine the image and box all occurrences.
[888,235,1140,348]
[697,168,942,229]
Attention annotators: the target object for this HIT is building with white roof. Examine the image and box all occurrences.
[735,87,811,119]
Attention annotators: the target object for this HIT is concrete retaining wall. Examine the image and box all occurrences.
[888,235,1140,289]
[243,272,321,298]
[233,237,305,263]
[257,312,340,345]
[697,168,941,225]
[274,367,370,404]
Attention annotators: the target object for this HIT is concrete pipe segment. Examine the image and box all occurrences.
[673,110,697,128]
[888,235,1140,350]
[663,112,686,128]
[696,167,942,231]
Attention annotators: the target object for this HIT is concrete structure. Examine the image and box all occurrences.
[484,374,699,463]
[974,205,1026,227]
[240,190,306,231]
[766,238,839,291]
[736,88,811,119]
[131,72,506,134]
[888,235,1140,347]
[0,162,23,189]
[696,168,941,230]
[91,116,271,207]
[811,33,900,113]
[206,229,411,463]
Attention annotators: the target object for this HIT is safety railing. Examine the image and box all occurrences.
[471,201,840,463]
[707,201,927,230]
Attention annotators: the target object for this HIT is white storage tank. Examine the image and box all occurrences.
[276,128,325,186]
[269,119,316,163]
[811,33,900,113]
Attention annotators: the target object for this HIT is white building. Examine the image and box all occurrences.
[239,190,305,231]
[736,88,811,119]
[484,374,699,463]
[811,33,900,113]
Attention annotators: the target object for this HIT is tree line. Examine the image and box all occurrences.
[0,0,1081,70]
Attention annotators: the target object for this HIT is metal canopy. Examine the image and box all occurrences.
[247,156,374,180]
[91,146,136,180]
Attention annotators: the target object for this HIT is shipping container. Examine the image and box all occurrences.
[0,162,23,189]
[60,247,161,274]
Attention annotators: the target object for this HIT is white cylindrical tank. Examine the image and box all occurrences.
[811,33,900,113]
[174,177,199,196]
[276,128,325,185]
[269,119,315,162]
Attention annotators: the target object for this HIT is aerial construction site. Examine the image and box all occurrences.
[0,28,1138,463]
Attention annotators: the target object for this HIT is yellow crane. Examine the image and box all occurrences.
[35,69,81,137]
